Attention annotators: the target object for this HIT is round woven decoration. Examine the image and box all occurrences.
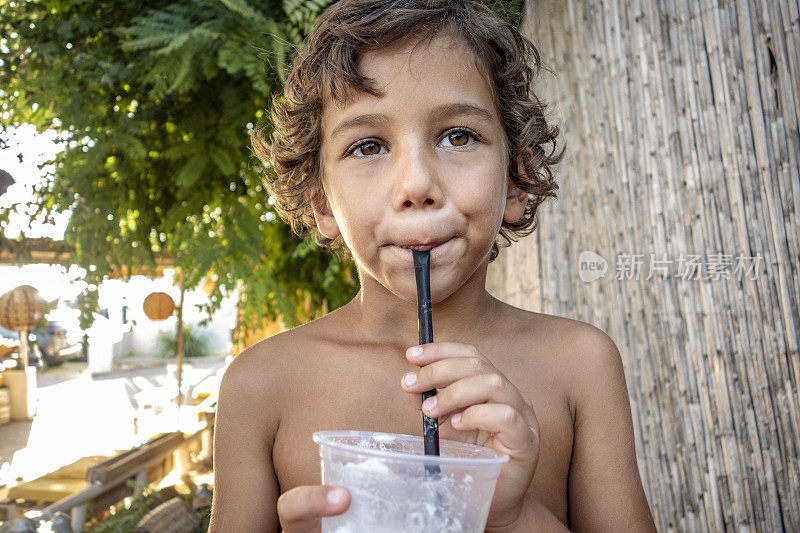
[0,285,48,331]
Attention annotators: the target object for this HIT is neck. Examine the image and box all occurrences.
[339,261,501,352]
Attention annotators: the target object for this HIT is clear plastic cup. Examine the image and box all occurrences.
[313,430,509,533]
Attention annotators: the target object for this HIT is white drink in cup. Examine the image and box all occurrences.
[313,430,509,533]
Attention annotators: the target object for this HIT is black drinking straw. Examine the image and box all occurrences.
[413,250,441,474]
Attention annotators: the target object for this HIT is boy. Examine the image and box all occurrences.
[210,1,656,531]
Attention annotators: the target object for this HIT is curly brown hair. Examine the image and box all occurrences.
[252,0,563,261]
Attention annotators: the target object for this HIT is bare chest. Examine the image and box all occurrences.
[270,356,574,522]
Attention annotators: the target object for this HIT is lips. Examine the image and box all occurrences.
[381,236,458,263]
[390,239,451,251]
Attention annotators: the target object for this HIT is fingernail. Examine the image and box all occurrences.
[451,412,461,426]
[423,396,437,413]
[408,346,424,359]
[328,488,345,506]
[403,372,417,387]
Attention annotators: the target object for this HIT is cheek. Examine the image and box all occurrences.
[458,172,508,222]
[329,189,382,245]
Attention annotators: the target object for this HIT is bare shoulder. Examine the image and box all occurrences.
[500,307,654,530]
[224,303,354,395]
[230,321,318,380]
[499,304,620,368]
[540,316,626,406]
[501,311,655,530]
[496,304,624,414]
[544,315,622,373]
[221,329,300,418]
[220,311,350,412]
[210,320,330,532]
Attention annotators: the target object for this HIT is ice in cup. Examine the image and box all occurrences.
[313,430,509,533]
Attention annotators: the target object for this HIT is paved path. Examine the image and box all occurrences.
[0,354,228,489]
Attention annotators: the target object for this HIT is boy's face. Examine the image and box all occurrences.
[315,32,527,303]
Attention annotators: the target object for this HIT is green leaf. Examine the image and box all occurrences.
[220,0,270,24]
[115,133,148,161]
[210,146,236,176]
[176,155,209,191]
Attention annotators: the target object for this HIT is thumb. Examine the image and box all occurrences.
[278,485,350,532]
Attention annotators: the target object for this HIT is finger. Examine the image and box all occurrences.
[451,404,539,458]
[405,391,458,424]
[419,373,533,425]
[401,356,492,393]
[406,342,490,366]
[277,485,350,531]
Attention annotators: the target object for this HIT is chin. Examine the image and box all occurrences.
[361,241,491,303]
[384,267,470,306]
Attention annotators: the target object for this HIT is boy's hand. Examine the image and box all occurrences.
[277,485,351,532]
[401,342,540,529]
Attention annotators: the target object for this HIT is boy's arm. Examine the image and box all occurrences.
[566,326,656,531]
[209,345,281,532]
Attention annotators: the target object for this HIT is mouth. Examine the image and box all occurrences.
[390,238,452,251]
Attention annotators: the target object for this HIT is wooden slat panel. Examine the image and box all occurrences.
[486,0,800,529]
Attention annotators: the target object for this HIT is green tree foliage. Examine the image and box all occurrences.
[0,0,351,330]
[0,0,526,332]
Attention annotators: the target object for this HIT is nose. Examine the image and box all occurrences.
[391,143,443,211]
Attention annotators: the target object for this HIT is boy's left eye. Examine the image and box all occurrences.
[439,128,476,148]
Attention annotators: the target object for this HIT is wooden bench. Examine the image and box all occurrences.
[0,432,186,532]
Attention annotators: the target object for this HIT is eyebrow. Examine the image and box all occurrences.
[330,113,389,140]
[329,102,495,139]
[429,103,495,124]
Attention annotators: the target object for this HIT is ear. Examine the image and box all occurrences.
[503,180,529,223]
[310,191,341,240]
[503,150,532,223]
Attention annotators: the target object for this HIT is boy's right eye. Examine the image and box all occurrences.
[346,139,386,157]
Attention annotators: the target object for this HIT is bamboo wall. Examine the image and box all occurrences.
[487,0,800,530]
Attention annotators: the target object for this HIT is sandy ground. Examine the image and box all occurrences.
[0,353,228,489]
